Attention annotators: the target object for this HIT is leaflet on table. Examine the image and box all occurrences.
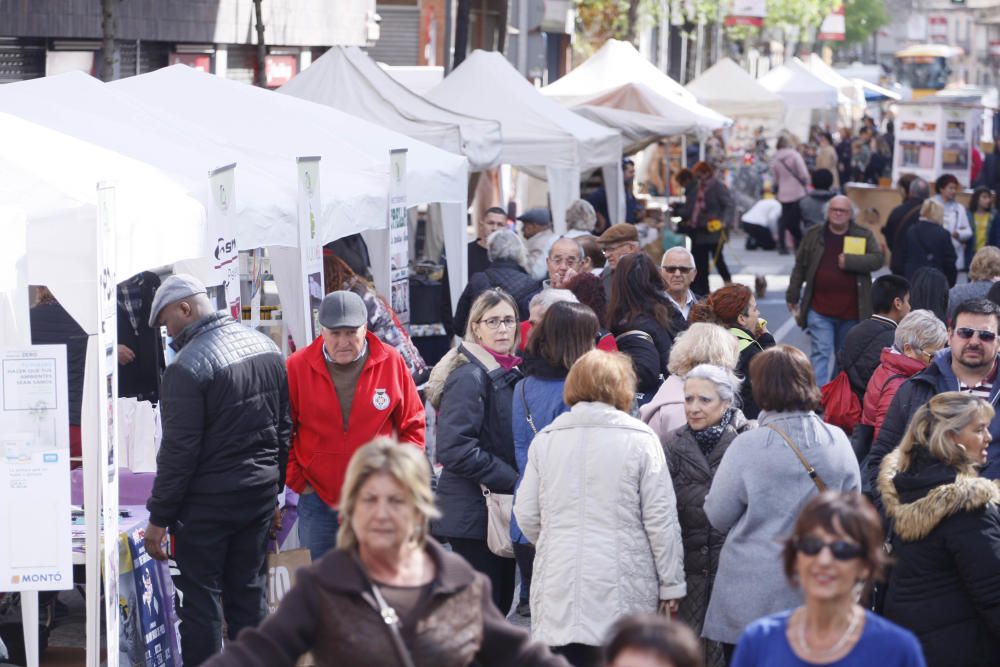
[0,345,72,592]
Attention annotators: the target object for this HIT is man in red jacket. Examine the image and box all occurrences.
[286,290,425,559]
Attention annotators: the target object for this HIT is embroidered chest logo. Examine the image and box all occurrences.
[372,388,390,411]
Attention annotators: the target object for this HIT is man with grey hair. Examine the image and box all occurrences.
[527,288,578,326]
[787,194,884,386]
[544,237,585,289]
[885,177,930,275]
[565,199,597,238]
[660,246,698,318]
[452,229,542,336]
[519,207,557,281]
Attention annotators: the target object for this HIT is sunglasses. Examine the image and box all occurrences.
[795,535,864,561]
[955,327,997,342]
[662,265,693,274]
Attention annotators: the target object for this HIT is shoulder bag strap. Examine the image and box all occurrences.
[767,424,828,492]
[614,329,654,345]
[520,381,537,435]
[365,580,418,667]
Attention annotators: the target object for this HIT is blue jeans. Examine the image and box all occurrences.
[806,309,858,387]
[296,491,339,562]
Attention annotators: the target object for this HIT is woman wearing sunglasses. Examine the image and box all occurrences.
[427,288,523,615]
[729,492,925,666]
[878,393,1000,666]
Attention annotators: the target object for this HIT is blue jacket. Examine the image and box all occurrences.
[868,349,1000,511]
[511,365,570,544]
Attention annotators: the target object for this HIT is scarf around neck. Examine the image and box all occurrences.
[484,346,522,371]
[692,408,734,457]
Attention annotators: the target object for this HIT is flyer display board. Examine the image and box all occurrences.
[96,183,121,661]
[893,103,982,188]
[388,149,410,324]
[297,157,324,340]
[209,164,241,319]
[0,345,72,592]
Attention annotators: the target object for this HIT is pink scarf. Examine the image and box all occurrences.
[484,347,522,371]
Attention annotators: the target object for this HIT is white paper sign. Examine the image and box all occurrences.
[297,157,324,340]
[0,346,72,592]
[388,149,409,324]
[209,164,240,320]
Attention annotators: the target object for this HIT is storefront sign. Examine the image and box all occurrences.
[208,164,240,320]
[0,346,72,593]
[265,55,298,88]
[168,54,211,73]
[818,4,845,41]
[388,150,410,325]
[928,16,948,43]
[296,157,324,340]
[725,0,766,27]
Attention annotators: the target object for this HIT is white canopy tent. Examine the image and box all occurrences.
[427,49,624,234]
[759,61,841,140]
[803,55,866,122]
[685,58,785,120]
[279,46,502,172]
[573,104,694,154]
[110,65,471,326]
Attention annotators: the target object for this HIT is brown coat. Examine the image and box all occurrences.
[202,539,568,667]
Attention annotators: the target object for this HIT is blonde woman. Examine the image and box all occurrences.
[427,288,523,614]
[204,440,570,667]
[947,245,1000,321]
[898,199,958,286]
[639,323,740,442]
[878,393,1000,667]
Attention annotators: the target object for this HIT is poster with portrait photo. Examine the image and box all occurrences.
[942,142,969,170]
[946,121,966,141]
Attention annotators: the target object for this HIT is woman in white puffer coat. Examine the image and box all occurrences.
[514,350,686,667]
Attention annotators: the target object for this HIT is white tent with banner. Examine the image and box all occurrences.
[759,60,840,140]
[426,49,624,234]
[803,54,867,124]
[109,65,471,326]
[278,45,502,172]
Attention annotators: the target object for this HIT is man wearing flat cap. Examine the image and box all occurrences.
[285,290,425,560]
[143,274,291,666]
[598,222,640,298]
[519,207,556,281]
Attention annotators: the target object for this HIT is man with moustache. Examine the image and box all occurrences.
[543,237,584,289]
[868,298,1000,511]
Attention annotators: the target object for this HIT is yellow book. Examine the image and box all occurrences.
[843,236,866,255]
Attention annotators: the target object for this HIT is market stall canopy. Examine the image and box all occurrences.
[855,78,901,101]
[759,61,840,111]
[573,104,693,154]
[427,49,624,233]
[0,111,207,333]
[542,39,696,105]
[802,55,866,119]
[279,46,502,171]
[685,58,785,120]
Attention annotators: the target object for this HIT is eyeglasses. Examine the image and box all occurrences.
[548,256,580,268]
[795,535,864,561]
[662,265,693,274]
[478,316,517,330]
[955,327,998,342]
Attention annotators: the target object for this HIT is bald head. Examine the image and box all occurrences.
[547,237,584,288]
[826,195,854,233]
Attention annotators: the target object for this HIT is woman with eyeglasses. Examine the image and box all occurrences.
[427,288,523,614]
[729,492,925,667]
[878,393,1000,666]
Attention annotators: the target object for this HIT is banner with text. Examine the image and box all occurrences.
[388,149,410,324]
[208,164,240,320]
[0,345,72,593]
[297,157,324,340]
[726,0,766,27]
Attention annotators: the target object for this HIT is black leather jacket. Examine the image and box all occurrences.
[147,312,291,527]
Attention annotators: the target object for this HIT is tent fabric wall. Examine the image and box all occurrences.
[684,58,785,121]
[759,62,840,112]
[279,46,502,172]
[427,50,624,233]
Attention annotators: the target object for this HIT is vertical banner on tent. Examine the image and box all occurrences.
[208,164,240,320]
[388,149,410,324]
[0,345,72,592]
[296,157,324,341]
[96,182,120,661]
[249,249,264,329]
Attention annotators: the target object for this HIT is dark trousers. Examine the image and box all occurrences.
[552,643,603,667]
[778,201,803,251]
[512,542,535,604]
[741,222,776,250]
[692,242,732,295]
[449,537,516,616]
[722,642,737,665]
[172,503,273,666]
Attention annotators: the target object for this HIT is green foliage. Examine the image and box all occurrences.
[766,0,838,37]
[843,0,889,44]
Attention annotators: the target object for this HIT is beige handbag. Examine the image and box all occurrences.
[482,485,515,558]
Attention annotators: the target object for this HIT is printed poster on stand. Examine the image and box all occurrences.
[209,164,240,319]
[118,529,178,666]
[0,345,72,592]
[297,157,324,340]
[388,149,410,324]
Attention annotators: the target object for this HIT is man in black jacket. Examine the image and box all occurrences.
[838,275,911,399]
[885,178,929,275]
[143,274,291,666]
[117,271,164,403]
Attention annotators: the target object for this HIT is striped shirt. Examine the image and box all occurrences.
[958,360,998,401]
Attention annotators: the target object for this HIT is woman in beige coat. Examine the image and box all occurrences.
[514,350,685,667]
[816,131,841,192]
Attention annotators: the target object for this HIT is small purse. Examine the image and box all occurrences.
[767,424,828,492]
[482,486,515,558]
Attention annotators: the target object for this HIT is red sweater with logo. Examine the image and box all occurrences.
[286,332,425,507]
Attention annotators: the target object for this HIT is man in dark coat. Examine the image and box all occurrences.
[885,178,929,275]
[143,274,291,666]
[838,275,911,399]
[117,271,165,403]
[868,299,1000,512]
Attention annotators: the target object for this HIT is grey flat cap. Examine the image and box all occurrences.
[517,208,552,226]
[148,274,208,327]
[319,291,367,329]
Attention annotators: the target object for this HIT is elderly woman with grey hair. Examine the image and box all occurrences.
[565,199,597,238]
[661,364,754,667]
[947,246,1000,321]
[860,309,948,441]
[452,229,542,337]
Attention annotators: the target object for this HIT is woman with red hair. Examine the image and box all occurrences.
[690,284,775,418]
[687,161,734,295]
